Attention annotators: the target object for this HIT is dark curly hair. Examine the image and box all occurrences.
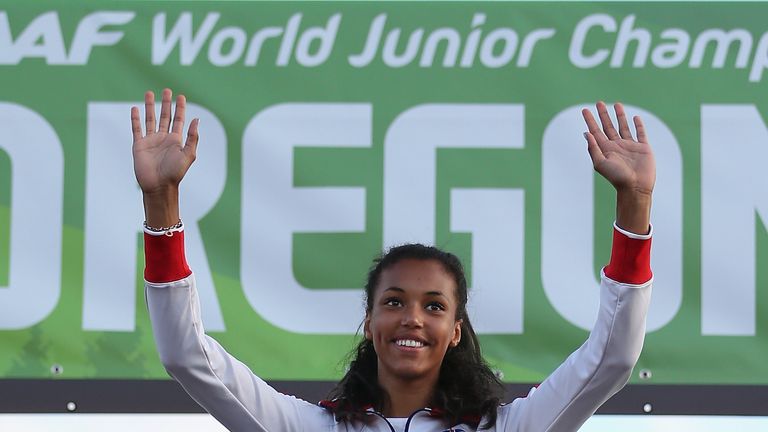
[325,244,505,429]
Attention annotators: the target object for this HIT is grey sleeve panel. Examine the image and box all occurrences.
[498,275,652,432]
[146,274,333,432]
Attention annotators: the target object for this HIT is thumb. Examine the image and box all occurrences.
[183,118,200,161]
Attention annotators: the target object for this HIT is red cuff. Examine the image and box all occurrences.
[604,227,652,284]
[144,231,192,283]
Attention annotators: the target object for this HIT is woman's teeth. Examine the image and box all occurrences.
[396,339,424,348]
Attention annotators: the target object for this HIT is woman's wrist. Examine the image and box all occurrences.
[615,188,652,235]
[143,186,180,228]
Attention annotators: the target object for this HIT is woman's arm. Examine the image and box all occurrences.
[144,230,327,432]
[498,102,656,432]
[133,90,328,432]
[500,226,652,432]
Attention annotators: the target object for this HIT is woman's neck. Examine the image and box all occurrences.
[378,373,437,417]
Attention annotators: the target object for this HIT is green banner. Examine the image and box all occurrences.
[1,1,767,387]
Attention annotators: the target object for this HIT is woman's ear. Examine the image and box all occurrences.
[364,314,372,340]
[451,319,462,347]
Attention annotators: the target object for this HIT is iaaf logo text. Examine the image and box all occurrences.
[0,11,134,64]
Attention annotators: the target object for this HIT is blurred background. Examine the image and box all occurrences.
[1,0,767,430]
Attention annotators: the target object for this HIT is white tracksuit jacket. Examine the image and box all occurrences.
[144,224,652,432]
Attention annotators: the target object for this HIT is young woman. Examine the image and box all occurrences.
[132,89,654,432]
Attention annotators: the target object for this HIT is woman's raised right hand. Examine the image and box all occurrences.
[131,88,199,195]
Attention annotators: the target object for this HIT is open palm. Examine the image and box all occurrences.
[131,89,199,194]
[582,102,655,196]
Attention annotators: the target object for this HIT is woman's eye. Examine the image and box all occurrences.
[384,298,402,307]
[426,302,445,312]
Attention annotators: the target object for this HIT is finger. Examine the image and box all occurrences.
[584,131,606,168]
[183,118,200,160]
[144,91,156,135]
[582,108,609,144]
[633,115,648,143]
[172,94,186,134]
[158,88,173,133]
[131,106,142,143]
[614,103,633,140]
[596,101,620,140]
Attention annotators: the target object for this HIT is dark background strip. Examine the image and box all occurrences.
[0,380,765,416]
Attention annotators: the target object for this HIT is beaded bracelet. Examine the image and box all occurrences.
[143,219,183,236]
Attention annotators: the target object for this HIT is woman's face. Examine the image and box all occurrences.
[364,258,462,384]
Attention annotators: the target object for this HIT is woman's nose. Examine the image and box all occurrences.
[401,306,424,327]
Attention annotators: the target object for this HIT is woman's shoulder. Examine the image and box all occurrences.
[490,394,531,430]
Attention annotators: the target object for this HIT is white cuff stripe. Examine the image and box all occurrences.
[613,221,653,240]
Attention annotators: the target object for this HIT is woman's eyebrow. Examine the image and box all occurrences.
[382,286,405,294]
[382,287,447,299]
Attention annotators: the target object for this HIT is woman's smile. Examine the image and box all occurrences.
[394,338,426,349]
